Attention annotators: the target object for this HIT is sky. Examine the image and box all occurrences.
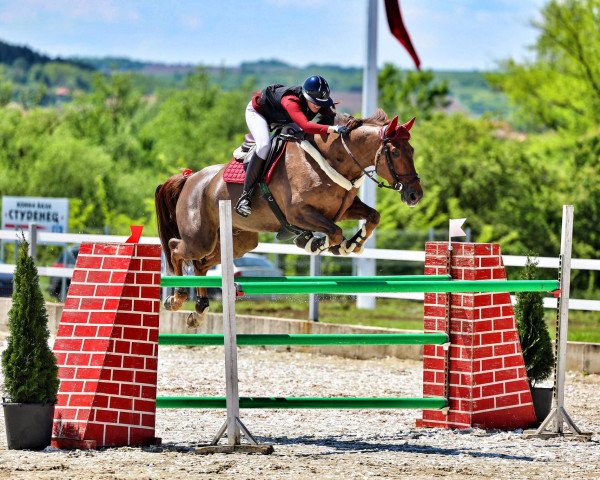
[0,0,547,70]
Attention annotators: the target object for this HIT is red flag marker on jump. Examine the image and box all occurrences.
[126,225,144,243]
[384,0,421,69]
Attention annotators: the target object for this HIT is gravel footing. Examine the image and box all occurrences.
[1,342,599,479]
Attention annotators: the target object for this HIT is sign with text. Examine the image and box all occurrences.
[2,196,69,232]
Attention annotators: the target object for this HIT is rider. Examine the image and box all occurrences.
[235,75,348,217]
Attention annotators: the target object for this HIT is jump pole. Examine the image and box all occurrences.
[524,205,591,440]
[200,200,273,454]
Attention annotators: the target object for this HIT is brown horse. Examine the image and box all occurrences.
[155,109,423,326]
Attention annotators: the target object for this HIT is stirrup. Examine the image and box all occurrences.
[235,194,252,217]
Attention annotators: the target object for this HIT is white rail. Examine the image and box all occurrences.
[1,229,599,311]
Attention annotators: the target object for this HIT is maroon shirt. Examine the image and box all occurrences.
[252,92,334,135]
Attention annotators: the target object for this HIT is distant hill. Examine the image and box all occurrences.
[71,56,195,76]
[0,39,94,71]
[73,56,508,116]
[0,38,509,116]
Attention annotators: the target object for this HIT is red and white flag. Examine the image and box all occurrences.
[384,0,421,69]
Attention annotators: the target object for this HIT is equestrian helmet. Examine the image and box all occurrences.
[302,75,334,107]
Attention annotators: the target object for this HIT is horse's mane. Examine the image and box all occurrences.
[335,108,390,133]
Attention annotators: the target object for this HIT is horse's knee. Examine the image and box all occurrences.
[367,210,380,226]
[328,228,344,246]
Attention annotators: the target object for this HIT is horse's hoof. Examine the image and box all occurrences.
[305,235,329,255]
[163,296,179,312]
[186,311,205,329]
[195,297,210,316]
[339,240,356,255]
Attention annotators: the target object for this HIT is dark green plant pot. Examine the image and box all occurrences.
[530,386,553,423]
[2,402,55,450]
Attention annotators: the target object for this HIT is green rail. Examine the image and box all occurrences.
[160,274,450,289]
[155,396,448,410]
[160,276,558,294]
[237,279,557,295]
[158,332,448,346]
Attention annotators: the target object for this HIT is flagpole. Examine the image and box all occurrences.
[356,0,378,310]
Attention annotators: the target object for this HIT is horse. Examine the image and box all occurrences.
[155,108,423,326]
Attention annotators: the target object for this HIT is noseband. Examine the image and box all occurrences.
[340,126,420,192]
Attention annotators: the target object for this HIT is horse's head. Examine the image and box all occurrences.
[334,111,423,207]
[376,115,423,207]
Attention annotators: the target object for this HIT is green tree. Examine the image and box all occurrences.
[0,67,13,106]
[378,63,449,120]
[515,255,554,385]
[2,237,59,403]
[141,69,250,170]
[376,114,561,255]
[490,0,600,132]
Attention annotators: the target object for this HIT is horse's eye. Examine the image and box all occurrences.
[392,150,401,158]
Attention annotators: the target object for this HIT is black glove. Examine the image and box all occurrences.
[333,125,348,136]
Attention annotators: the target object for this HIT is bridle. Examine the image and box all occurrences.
[339,126,420,192]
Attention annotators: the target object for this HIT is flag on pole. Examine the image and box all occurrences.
[384,0,421,69]
[449,218,467,240]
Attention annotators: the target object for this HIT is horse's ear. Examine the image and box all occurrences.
[402,117,416,131]
[385,116,399,137]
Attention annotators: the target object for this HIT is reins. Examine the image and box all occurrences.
[340,129,419,192]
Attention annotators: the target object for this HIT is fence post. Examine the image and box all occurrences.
[524,205,591,440]
[205,200,272,454]
[28,223,38,261]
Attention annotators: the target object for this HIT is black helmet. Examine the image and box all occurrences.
[302,75,334,107]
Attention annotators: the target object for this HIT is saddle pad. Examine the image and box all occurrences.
[222,159,246,184]
[222,144,287,185]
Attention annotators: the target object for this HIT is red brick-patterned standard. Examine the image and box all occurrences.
[52,243,162,448]
[417,242,537,430]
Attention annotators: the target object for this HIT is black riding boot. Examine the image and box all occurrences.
[235,151,265,217]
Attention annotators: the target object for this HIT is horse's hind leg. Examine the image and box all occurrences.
[187,230,259,328]
[185,259,213,329]
[163,238,190,312]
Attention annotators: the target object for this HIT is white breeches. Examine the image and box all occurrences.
[245,101,270,160]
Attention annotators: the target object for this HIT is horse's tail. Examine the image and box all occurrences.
[155,174,189,273]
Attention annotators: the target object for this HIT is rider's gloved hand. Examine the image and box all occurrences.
[332,125,348,136]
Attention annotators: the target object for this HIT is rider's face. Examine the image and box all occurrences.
[307,101,321,113]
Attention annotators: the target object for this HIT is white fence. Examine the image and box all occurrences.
[1,229,600,311]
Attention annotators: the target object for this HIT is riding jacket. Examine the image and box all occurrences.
[252,84,335,135]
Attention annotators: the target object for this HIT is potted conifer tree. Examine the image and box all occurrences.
[515,253,555,423]
[2,236,60,450]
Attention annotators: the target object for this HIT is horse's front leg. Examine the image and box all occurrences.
[288,206,344,255]
[335,197,380,255]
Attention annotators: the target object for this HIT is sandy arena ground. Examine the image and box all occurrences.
[1,339,599,479]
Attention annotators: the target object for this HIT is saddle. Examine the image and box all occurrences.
[223,124,312,242]
[223,124,304,185]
